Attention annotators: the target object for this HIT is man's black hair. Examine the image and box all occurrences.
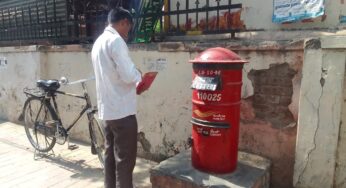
[108,7,133,24]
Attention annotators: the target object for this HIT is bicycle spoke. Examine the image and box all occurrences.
[29,103,34,125]
[44,133,49,148]
[35,103,44,122]
[29,103,32,118]
[44,108,49,121]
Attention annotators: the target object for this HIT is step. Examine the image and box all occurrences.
[150,150,271,188]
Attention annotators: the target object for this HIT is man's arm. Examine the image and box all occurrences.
[110,38,142,84]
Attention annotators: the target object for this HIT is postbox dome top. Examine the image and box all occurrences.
[189,47,248,64]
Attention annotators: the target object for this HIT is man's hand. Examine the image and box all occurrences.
[136,68,144,95]
[136,68,142,76]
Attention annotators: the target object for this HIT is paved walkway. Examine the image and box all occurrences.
[0,121,156,188]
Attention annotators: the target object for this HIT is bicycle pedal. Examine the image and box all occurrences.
[68,144,79,150]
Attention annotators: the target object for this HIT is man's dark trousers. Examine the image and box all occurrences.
[104,115,138,188]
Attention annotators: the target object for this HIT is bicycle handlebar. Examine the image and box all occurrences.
[67,76,95,85]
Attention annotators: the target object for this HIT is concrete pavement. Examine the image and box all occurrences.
[0,121,156,188]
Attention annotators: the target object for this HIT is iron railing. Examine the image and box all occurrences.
[134,0,243,42]
[0,0,244,45]
[0,0,69,42]
[0,0,109,44]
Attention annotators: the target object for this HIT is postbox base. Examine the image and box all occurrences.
[150,150,271,188]
[192,160,236,174]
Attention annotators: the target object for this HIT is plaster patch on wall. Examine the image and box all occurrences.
[0,57,8,69]
[138,131,152,152]
[0,87,4,99]
[162,134,182,156]
[242,65,254,98]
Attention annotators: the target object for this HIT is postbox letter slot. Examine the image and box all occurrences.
[191,118,229,129]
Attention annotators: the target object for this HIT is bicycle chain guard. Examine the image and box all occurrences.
[35,121,56,137]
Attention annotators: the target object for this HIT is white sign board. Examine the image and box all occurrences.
[0,57,7,69]
[273,0,324,23]
[143,58,167,71]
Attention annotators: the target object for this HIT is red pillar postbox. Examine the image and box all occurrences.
[190,47,248,174]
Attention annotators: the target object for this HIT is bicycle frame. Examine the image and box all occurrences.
[44,82,96,133]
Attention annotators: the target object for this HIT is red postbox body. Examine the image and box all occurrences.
[190,47,248,174]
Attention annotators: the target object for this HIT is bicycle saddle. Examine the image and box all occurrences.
[36,79,60,91]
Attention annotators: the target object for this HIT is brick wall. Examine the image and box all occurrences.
[248,63,297,128]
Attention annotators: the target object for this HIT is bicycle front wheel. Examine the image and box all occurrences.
[90,118,105,167]
[23,97,56,152]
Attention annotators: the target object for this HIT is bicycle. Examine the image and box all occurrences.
[18,77,105,167]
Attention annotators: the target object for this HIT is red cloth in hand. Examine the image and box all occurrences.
[136,72,158,95]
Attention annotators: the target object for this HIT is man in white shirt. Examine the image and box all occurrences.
[91,7,142,188]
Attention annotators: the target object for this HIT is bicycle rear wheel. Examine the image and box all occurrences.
[23,97,56,152]
[90,118,105,167]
